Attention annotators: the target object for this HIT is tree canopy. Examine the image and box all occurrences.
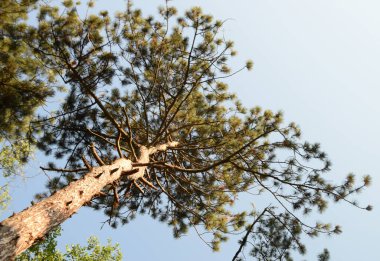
[0,0,55,212]
[16,227,122,261]
[0,1,371,260]
[0,0,54,136]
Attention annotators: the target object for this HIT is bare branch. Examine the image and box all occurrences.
[90,143,105,166]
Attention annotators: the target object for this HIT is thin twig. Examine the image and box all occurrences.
[133,180,144,194]
[116,131,123,158]
[40,166,87,173]
[140,177,158,190]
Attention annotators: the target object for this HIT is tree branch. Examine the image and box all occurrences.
[90,143,105,166]
[232,207,269,261]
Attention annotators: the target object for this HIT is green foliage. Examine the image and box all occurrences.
[248,210,306,260]
[16,227,122,261]
[64,237,122,261]
[0,138,33,212]
[16,227,64,261]
[9,1,370,259]
[0,184,10,212]
[0,0,56,212]
[318,249,330,261]
[0,139,31,212]
[0,139,33,178]
[0,0,54,137]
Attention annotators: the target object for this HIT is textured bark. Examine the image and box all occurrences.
[0,158,133,261]
[127,143,178,181]
[0,141,178,260]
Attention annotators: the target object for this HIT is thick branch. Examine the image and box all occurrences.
[90,143,105,166]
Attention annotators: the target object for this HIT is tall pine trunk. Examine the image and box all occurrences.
[0,158,134,260]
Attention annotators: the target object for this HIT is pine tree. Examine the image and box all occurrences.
[0,2,371,260]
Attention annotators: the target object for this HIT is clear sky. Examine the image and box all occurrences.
[2,0,380,260]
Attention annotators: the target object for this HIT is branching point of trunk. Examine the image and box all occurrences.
[0,141,179,260]
[0,158,133,260]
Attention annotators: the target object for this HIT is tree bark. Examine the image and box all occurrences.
[0,158,134,260]
[0,141,178,260]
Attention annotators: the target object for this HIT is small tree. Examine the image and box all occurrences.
[0,1,371,260]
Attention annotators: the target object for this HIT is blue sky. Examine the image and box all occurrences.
[2,0,380,260]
